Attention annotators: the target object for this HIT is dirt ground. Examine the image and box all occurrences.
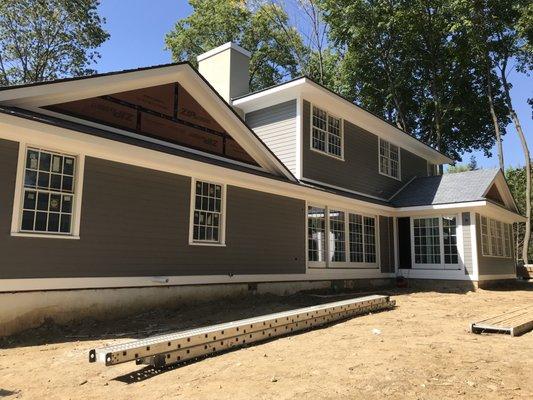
[1,284,532,400]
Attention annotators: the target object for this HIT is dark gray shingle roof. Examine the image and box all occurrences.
[391,169,500,207]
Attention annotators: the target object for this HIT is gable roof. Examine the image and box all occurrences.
[232,76,453,165]
[390,169,518,211]
[0,62,297,182]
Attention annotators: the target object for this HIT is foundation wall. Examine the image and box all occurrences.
[0,278,394,337]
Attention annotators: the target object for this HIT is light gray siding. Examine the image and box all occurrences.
[245,100,297,174]
[0,139,306,279]
[462,212,473,275]
[379,216,395,273]
[302,101,428,199]
[474,213,516,276]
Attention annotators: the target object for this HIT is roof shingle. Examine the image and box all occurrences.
[390,169,500,207]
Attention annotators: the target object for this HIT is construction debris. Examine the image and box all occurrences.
[89,295,395,368]
[470,305,533,337]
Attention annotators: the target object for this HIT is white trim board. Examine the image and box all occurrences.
[0,269,395,292]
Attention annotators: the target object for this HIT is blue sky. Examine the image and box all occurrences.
[96,0,531,169]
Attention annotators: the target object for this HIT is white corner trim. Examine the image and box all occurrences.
[470,212,480,280]
[197,42,251,62]
[295,96,303,179]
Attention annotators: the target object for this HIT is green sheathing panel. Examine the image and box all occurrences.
[379,216,395,273]
[0,139,306,279]
[302,101,428,199]
[474,213,515,276]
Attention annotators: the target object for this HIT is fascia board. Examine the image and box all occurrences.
[0,65,189,107]
[484,171,520,213]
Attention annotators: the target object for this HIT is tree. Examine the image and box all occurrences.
[467,155,479,171]
[320,0,510,160]
[446,155,479,173]
[165,0,304,91]
[0,0,109,86]
[506,166,533,262]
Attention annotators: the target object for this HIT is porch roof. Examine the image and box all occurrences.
[390,169,500,207]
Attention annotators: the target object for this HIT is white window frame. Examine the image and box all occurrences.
[410,214,463,270]
[378,138,401,180]
[306,204,328,268]
[11,143,84,239]
[188,178,227,246]
[306,202,379,269]
[480,215,512,258]
[309,104,344,160]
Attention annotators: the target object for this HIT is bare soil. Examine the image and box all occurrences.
[1,284,532,400]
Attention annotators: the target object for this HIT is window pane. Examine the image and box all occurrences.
[414,217,441,265]
[39,152,51,172]
[349,214,363,262]
[308,206,326,262]
[379,139,400,179]
[20,148,77,235]
[21,211,34,230]
[23,190,36,210]
[35,212,47,231]
[329,210,346,262]
[25,170,37,187]
[192,180,223,243]
[48,213,60,232]
[443,216,458,264]
[363,216,376,263]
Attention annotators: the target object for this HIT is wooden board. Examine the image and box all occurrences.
[470,305,533,337]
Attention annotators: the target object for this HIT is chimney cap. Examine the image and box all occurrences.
[197,42,251,62]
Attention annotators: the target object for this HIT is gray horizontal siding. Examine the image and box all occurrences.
[245,100,297,174]
[0,139,305,279]
[302,101,428,199]
[475,213,515,276]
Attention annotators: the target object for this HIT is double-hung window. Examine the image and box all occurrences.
[480,215,512,258]
[379,138,400,180]
[412,215,460,269]
[311,105,343,159]
[19,147,77,235]
[191,180,225,245]
[307,205,377,267]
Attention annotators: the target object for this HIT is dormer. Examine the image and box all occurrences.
[234,77,452,201]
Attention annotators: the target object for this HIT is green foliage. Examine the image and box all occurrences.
[165,0,304,91]
[446,155,479,173]
[318,0,519,160]
[506,166,533,261]
[0,0,109,85]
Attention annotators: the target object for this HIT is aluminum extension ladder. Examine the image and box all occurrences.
[89,294,395,368]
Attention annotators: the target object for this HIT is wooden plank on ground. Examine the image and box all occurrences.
[470,305,533,337]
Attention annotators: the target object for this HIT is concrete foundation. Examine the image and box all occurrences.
[0,278,394,337]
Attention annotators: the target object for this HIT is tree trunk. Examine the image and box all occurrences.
[485,64,504,170]
[500,67,531,264]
